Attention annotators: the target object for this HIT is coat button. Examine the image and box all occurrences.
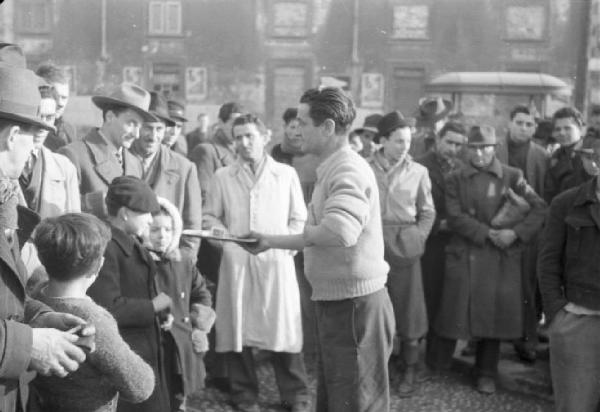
[180,292,185,299]
[183,317,190,323]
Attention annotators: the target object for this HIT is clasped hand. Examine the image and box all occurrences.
[488,229,517,249]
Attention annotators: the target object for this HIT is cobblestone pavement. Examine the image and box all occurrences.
[186,356,553,412]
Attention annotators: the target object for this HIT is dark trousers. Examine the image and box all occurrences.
[425,334,457,371]
[474,339,501,378]
[295,253,317,356]
[549,310,600,412]
[226,348,309,405]
[315,288,395,412]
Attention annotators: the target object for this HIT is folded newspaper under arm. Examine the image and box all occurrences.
[181,228,257,243]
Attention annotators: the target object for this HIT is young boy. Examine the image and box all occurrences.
[147,201,214,412]
[87,175,172,412]
[32,213,155,411]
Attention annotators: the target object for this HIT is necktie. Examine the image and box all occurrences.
[20,152,37,187]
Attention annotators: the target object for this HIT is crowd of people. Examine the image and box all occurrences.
[0,40,598,412]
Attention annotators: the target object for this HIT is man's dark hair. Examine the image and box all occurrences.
[218,102,243,123]
[101,105,130,122]
[0,119,36,136]
[439,120,467,139]
[533,119,555,144]
[553,106,584,128]
[33,213,111,282]
[35,63,69,85]
[299,87,356,135]
[510,105,532,121]
[231,113,268,136]
[282,108,298,125]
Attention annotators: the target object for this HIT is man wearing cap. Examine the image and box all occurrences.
[0,57,94,412]
[368,111,435,397]
[88,175,172,412]
[410,97,453,158]
[190,101,242,200]
[185,113,210,151]
[544,107,591,203]
[130,92,202,258]
[163,100,188,157]
[538,134,600,412]
[434,125,545,394]
[35,64,77,152]
[352,113,382,158]
[416,121,467,372]
[59,83,156,218]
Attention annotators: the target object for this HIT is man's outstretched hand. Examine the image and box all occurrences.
[238,232,270,255]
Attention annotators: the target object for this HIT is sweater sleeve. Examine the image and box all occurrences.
[88,307,155,403]
[304,163,371,247]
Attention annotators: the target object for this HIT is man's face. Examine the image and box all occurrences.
[359,130,377,156]
[223,113,242,143]
[106,109,143,149]
[298,103,329,155]
[437,130,465,159]
[233,123,267,163]
[123,208,153,238]
[163,122,182,146]
[468,145,496,168]
[581,150,600,176]
[34,98,57,148]
[553,117,582,147]
[509,112,536,144]
[138,121,166,156]
[2,124,36,178]
[283,119,303,151]
[381,127,411,164]
[51,82,69,119]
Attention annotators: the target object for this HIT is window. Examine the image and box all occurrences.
[270,1,310,37]
[16,0,52,34]
[149,1,182,35]
[392,5,429,40]
[504,5,546,41]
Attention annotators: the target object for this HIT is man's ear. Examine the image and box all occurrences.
[321,118,336,137]
[5,125,21,149]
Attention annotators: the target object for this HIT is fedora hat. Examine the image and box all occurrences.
[467,125,498,146]
[353,113,382,134]
[375,111,408,143]
[0,65,54,131]
[148,92,175,127]
[0,43,26,69]
[92,83,158,122]
[167,100,188,123]
[415,96,452,126]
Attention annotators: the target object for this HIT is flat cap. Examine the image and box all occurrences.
[105,176,160,215]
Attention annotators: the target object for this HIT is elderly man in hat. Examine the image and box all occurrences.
[539,133,600,412]
[163,100,188,157]
[434,125,545,394]
[368,111,435,397]
[59,83,157,218]
[0,54,94,412]
[411,97,453,158]
[352,113,382,158]
[88,175,172,412]
[130,92,202,258]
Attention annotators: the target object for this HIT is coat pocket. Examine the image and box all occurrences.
[383,223,425,267]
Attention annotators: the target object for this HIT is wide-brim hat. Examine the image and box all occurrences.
[148,92,175,127]
[167,99,188,123]
[375,111,408,143]
[414,96,453,126]
[467,125,498,146]
[0,65,55,131]
[354,113,382,134]
[92,83,159,123]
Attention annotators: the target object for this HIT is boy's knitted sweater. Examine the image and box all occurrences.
[32,293,155,412]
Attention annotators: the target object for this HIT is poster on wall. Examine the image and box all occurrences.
[392,5,429,39]
[361,73,384,108]
[185,67,207,101]
[123,66,143,85]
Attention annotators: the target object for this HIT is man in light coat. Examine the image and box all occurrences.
[203,114,309,412]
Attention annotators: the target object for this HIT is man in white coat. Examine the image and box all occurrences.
[203,114,310,412]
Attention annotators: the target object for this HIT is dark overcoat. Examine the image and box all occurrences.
[88,226,169,412]
[154,256,212,394]
[434,158,546,340]
[59,128,143,218]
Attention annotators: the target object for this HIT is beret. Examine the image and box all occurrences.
[105,176,160,215]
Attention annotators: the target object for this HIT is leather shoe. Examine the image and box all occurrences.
[476,376,496,395]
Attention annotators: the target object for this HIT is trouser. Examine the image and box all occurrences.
[425,333,457,371]
[226,348,309,405]
[549,309,600,412]
[474,339,500,378]
[295,253,317,357]
[315,288,395,412]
